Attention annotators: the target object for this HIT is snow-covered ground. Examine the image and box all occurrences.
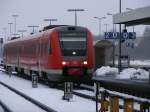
[0,84,46,112]
[130,60,150,66]
[115,60,150,66]
[75,87,150,111]
[94,66,150,110]
[95,66,149,79]
[95,66,118,77]
[0,71,96,112]
[0,106,4,112]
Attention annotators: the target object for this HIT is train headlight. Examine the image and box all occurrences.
[62,61,67,65]
[83,61,88,65]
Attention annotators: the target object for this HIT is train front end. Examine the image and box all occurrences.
[58,26,93,83]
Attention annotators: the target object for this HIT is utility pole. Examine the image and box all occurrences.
[44,19,57,25]
[67,9,84,26]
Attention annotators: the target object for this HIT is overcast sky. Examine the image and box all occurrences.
[0,0,150,37]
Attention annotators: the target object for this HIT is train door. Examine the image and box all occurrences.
[38,37,42,77]
[17,45,20,69]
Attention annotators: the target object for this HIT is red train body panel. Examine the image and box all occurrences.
[3,26,94,83]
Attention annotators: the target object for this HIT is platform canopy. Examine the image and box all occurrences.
[113,6,150,26]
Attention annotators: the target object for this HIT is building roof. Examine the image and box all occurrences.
[113,6,150,26]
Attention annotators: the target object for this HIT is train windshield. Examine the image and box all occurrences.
[59,32,87,56]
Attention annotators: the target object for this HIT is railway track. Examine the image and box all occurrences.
[0,81,57,112]
[0,99,12,112]
[74,84,145,112]
[0,66,147,112]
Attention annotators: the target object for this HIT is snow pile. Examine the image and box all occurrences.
[117,68,149,79]
[95,66,149,79]
[95,66,118,76]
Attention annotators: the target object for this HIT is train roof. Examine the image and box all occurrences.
[43,25,68,31]
[4,25,89,45]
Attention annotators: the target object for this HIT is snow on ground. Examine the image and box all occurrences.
[115,60,150,66]
[75,90,95,97]
[0,84,46,112]
[118,68,149,79]
[0,71,95,112]
[95,66,149,79]
[130,60,150,66]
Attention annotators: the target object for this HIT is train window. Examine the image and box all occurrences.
[59,31,87,56]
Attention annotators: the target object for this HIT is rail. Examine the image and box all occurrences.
[0,81,57,112]
[0,100,12,112]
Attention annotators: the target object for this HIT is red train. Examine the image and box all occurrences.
[3,25,94,83]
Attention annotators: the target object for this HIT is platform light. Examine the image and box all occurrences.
[67,9,85,26]
[93,16,106,36]
[12,14,19,36]
[83,61,87,65]
[44,19,57,25]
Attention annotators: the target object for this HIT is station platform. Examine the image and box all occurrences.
[92,76,150,99]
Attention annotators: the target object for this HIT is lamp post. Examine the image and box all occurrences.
[2,28,7,42]
[12,15,19,36]
[28,25,39,34]
[107,13,116,66]
[107,13,116,32]
[94,16,106,36]
[44,19,57,25]
[104,24,109,33]
[67,9,84,26]
[18,30,27,38]
[8,22,13,40]
[118,0,122,72]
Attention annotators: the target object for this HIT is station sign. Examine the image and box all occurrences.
[104,32,136,39]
